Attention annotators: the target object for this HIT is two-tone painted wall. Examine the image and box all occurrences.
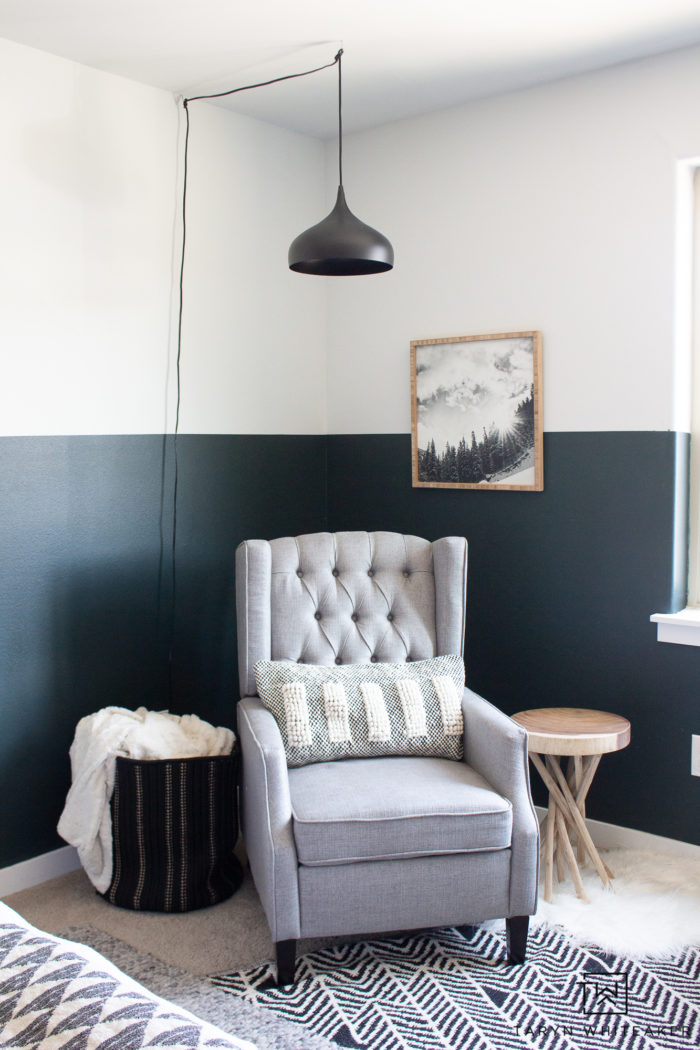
[0,36,329,866]
[323,46,700,844]
[1,36,699,871]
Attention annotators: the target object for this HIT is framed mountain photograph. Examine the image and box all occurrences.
[411,331,543,491]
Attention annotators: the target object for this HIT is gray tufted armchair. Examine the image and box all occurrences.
[235,531,539,985]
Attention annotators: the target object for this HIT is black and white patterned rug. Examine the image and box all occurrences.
[212,925,700,1050]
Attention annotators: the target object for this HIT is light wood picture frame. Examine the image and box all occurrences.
[411,331,543,491]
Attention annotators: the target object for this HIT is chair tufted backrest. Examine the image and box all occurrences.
[235,531,467,697]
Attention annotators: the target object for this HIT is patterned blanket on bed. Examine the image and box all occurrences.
[0,903,255,1049]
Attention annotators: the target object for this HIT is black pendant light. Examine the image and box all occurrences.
[289,50,394,276]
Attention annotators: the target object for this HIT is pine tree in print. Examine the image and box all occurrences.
[442,442,459,482]
[416,442,445,482]
[417,387,536,484]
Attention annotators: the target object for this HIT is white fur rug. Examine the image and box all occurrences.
[530,847,700,958]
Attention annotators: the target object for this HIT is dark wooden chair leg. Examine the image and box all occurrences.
[275,939,297,987]
[506,915,529,964]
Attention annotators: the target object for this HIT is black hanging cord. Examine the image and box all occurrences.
[336,49,343,187]
[185,52,341,105]
[166,50,342,705]
[166,97,189,702]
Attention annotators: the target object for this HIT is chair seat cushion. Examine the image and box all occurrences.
[288,755,512,866]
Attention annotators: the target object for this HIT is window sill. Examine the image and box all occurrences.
[650,608,700,646]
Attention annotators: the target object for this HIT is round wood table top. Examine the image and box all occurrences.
[511,707,631,756]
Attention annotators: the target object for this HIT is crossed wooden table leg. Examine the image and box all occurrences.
[512,708,631,904]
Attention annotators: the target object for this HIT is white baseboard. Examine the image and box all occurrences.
[0,845,81,899]
[534,806,700,858]
[1,818,698,899]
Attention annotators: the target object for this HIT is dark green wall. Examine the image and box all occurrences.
[327,432,700,846]
[2,429,698,869]
[0,435,326,867]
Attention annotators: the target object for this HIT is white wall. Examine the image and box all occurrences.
[6,36,700,439]
[179,102,327,435]
[0,36,326,437]
[325,45,700,435]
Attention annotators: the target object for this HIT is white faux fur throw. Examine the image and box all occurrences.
[57,707,235,894]
[531,847,700,958]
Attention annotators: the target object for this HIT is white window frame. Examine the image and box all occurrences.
[651,161,700,645]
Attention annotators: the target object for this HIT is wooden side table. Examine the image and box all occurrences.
[511,707,631,903]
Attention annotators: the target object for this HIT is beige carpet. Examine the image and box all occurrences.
[4,864,275,977]
[4,857,356,978]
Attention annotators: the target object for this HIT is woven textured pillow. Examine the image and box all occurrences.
[253,655,465,766]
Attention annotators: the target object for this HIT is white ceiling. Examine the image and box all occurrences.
[2,1,700,137]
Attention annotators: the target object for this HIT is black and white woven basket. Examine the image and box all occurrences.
[103,751,243,912]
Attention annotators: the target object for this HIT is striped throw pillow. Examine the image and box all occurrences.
[253,655,465,766]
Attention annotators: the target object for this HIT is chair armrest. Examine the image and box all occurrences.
[238,696,300,941]
[462,688,540,915]
[462,688,530,799]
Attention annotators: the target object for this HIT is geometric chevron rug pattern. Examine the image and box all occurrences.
[212,925,700,1050]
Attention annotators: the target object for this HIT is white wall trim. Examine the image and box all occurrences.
[672,158,697,434]
[0,845,80,899]
[2,820,699,900]
[650,608,700,646]
[534,806,700,858]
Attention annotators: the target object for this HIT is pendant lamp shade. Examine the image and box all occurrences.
[289,186,394,275]
[288,50,393,276]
